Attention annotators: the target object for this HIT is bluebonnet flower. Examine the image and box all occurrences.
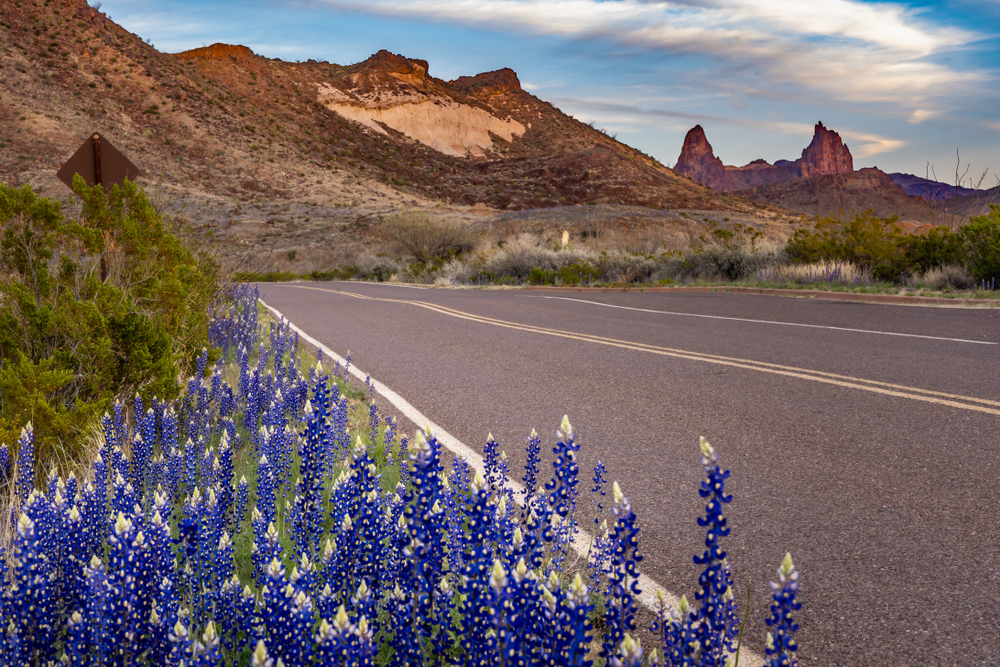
[189,620,222,666]
[8,497,58,665]
[251,639,276,667]
[558,572,596,665]
[456,470,498,664]
[14,424,35,510]
[612,634,645,667]
[690,437,741,664]
[764,554,802,667]
[63,610,91,664]
[601,481,643,662]
[235,475,249,531]
[0,440,10,485]
[546,416,582,572]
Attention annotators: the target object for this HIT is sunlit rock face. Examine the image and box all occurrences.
[316,50,524,158]
[674,122,854,192]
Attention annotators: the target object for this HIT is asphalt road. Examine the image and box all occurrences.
[259,282,1000,666]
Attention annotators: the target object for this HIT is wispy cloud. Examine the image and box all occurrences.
[318,0,990,116]
[838,131,907,157]
[549,95,905,157]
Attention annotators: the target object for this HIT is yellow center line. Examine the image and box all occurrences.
[289,285,1000,416]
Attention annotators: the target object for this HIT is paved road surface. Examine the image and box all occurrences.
[259,282,1000,666]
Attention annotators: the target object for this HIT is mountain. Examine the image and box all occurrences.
[887,172,982,200]
[0,0,774,221]
[739,167,960,225]
[674,122,853,192]
[929,185,1000,218]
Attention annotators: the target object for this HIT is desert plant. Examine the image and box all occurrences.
[921,264,975,290]
[383,213,474,263]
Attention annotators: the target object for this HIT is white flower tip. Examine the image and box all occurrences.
[471,470,487,493]
[559,415,572,437]
[699,436,714,457]
[612,480,625,505]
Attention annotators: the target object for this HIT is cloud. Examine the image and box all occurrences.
[838,131,907,157]
[549,95,906,157]
[318,0,991,116]
[988,121,1000,132]
[908,109,940,124]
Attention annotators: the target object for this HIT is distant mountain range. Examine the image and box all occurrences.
[885,172,981,200]
[673,123,994,222]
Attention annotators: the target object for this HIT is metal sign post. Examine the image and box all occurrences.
[57,132,141,282]
[57,131,140,190]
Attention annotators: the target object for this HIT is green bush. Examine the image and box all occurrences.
[785,210,906,275]
[957,204,1000,282]
[786,206,1000,285]
[0,178,219,463]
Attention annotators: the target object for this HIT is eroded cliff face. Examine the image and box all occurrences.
[675,122,854,191]
[674,126,728,190]
[316,50,524,158]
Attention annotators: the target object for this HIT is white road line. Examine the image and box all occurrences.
[532,295,997,345]
[261,299,765,667]
[272,281,427,290]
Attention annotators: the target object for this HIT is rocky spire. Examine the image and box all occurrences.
[799,121,853,177]
[674,125,730,190]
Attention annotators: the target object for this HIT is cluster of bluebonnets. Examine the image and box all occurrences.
[0,283,802,666]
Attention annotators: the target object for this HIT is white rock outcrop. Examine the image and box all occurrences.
[317,83,523,158]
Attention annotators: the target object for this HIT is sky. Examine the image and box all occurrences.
[103,0,1000,186]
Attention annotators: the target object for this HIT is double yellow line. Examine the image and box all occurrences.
[291,285,1000,417]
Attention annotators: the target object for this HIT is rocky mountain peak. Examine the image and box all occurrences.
[674,125,727,189]
[800,121,853,176]
[365,50,429,79]
[176,43,257,62]
[450,68,522,95]
[674,121,855,191]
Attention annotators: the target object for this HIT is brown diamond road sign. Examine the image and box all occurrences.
[57,132,141,192]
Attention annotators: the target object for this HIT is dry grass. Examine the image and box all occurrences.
[921,265,975,290]
[759,260,871,285]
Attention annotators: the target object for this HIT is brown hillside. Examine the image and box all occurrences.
[0,1,768,213]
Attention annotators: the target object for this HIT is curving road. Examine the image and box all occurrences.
[259,282,1000,666]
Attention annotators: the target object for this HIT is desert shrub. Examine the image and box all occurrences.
[353,251,401,282]
[384,213,474,263]
[662,225,781,282]
[900,225,961,274]
[309,266,356,281]
[785,210,906,274]
[0,179,219,464]
[484,234,565,279]
[786,206,1000,285]
[956,204,1000,282]
[597,251,660,284]
[922,264,975,290]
